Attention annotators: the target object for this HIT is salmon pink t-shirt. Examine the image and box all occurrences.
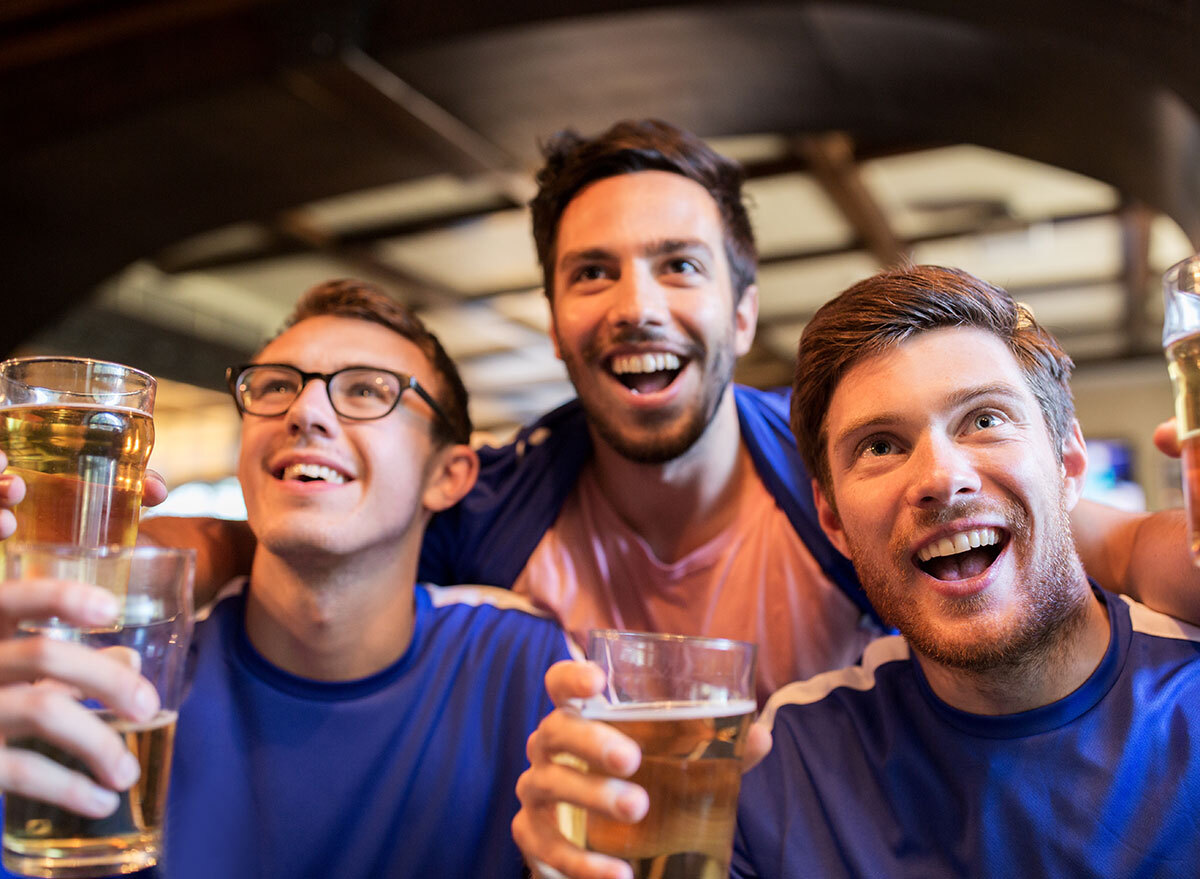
[512,465,880,705]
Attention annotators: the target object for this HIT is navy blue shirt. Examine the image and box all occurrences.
[733,588,1200,878]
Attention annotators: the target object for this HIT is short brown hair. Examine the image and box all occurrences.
[791,265,1075,496]
[280,279,472,445]
[529,119,757,303]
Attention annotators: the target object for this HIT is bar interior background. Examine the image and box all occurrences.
[2,0,1197,516]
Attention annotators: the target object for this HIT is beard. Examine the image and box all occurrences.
[560,324,735,465]
[848,491,1090,673]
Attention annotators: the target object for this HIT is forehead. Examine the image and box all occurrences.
[555,170,726,258]
[827,327,1036,433]
[255,315,434,382]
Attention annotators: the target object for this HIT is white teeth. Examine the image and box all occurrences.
[610,352,682,375]
[281,463,346,484]
[916,528,1001,562]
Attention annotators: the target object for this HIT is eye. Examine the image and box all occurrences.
[970,412,1005,432]
[569,264,612,285]
[859,437,896,458]
[665,257,701,275]
[346,381,387,400]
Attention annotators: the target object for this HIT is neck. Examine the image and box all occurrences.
[916,586,1111,715]
[243,542,420,681]
[588,387,750,563]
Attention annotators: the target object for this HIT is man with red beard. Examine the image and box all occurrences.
[512,265,1200,878]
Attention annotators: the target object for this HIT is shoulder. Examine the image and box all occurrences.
[759,635,912,731]
[1118,593,1200,647]
[419,584,580,659]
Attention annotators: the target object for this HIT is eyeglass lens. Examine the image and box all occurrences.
[239,366,402,419]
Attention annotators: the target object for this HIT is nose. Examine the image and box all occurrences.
[609,263,668,329]
[284,379,337,437]
[903,431,982,509]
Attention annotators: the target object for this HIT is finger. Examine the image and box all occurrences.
[0,472,25,507]
[0,686,142,793]
[527,709,641,779]
[0,638,159,723]
[0,746,121,819]
[0,579,119,630]
[512,807,633,879]
[141,471,167,508]
[1154,419,1181,458]
[545,660,606,707]
[741,720,772,772]
[517,760,647,822]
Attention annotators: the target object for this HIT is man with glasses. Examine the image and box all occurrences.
[0,279,574,878]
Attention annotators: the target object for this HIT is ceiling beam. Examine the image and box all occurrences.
[284,46,520,179]
[793,132,909,268]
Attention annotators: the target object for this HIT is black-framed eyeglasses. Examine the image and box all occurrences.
[225,363,461,441]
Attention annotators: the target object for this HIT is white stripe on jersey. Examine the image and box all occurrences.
[1119,594,1200,644]
[421,584,584,659]
[759,635,911,730]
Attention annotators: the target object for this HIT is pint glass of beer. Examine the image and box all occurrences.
[1,545,194,878]
[572,630,756,879]
[0,357,156,550]
[1164,254,1200,564]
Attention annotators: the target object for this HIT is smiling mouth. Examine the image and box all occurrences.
[275,463,349,485]
[915,527,1007,581]
[607,352,685,394]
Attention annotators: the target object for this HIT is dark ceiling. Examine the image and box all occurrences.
[2,0,1197,389]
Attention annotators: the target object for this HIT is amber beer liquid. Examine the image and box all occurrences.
[1167,332,1200,561]
[0,404,153,551]
[574,699,756,879]
[3,710,177,875]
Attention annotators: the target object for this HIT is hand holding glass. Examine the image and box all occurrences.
[0,357,155,550]
[1,545,194,878]
[1163,254,1200,564]
[565,630,757,879]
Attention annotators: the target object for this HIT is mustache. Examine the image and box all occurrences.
[582,325,703,363]
[900,497,1030,554]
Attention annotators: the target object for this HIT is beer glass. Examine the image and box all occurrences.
[1163,254,1200,564]
[571,630,757,879]
[0,357,156,550]
[1,545,194,878]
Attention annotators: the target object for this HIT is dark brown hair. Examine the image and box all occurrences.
[791,265,1075,495]
[529,119,757,303]
[281,279,472,445]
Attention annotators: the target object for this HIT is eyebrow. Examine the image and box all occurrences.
[830,382,1028,451]
[557,238,715,268]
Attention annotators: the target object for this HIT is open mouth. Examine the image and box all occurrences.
[608,352,685,394]
[914,527,1007,581]
[274,463,349,485]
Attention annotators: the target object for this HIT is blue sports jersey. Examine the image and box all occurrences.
[732,587,1200,878]
[1,583,572,879]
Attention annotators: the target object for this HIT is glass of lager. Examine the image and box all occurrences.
[1164,254,1200,564]
[571,630,756,879]
[1,545,194,878]
[0,357,155,551]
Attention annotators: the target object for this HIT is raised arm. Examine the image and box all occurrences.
[139,515,256,608]
[1070,419,1200,623]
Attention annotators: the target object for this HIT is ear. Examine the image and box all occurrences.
[812,477,852,558]
[1059,419,1089,511]
[733,283,759,357]
[422,443,480,513]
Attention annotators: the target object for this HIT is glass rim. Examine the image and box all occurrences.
[0,355,155,383]
[1165,253,1200,280]
[587,627,756,654]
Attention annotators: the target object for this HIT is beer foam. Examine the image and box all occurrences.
[580,699,756,722]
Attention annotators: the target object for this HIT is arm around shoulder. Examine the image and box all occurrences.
[139,516,256,608]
